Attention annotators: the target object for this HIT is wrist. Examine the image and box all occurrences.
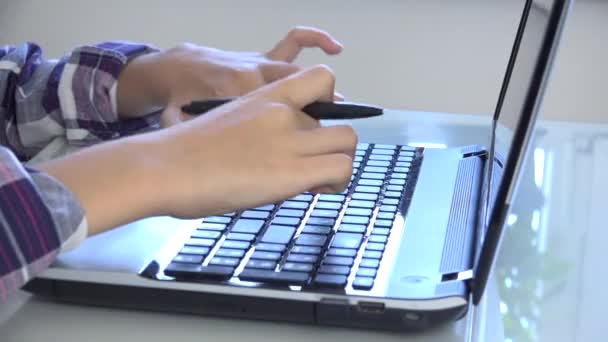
[116,51,169,119]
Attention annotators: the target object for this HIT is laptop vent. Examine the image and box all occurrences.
[439,156,482,274]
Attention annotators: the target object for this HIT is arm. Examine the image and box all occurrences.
[0,147,86,301]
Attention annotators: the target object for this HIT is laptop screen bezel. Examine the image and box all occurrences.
[471,0,572,305]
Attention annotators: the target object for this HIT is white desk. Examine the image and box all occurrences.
[1,109,606,341]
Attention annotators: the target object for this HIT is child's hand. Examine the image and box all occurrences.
[116,26,343,123]
[154,64,356,218]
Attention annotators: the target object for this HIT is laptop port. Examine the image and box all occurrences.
[357,301,385,314]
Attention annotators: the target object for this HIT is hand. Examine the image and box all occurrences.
[154,65,356,218]
[39,65,356,234]
[116,26,344,125]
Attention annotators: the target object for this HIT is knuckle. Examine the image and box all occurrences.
[311,64,335,84]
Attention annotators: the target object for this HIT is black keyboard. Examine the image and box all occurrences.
[163,143,421,291]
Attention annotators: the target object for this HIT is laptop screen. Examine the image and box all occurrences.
[493,1,553,160]
[473,0,571,304]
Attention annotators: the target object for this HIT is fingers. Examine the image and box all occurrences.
[266,26,343,62]
[291,153,353,194]
[290,125,357,158]
[254,65,335,109]
[259,61,299,83]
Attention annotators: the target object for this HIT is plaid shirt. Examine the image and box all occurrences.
[0,41,159,301]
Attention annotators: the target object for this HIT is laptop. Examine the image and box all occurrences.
[23,0,572,332]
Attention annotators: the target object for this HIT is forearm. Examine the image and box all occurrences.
[36,133,166,236]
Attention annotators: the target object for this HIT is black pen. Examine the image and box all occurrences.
[181,98,383,120]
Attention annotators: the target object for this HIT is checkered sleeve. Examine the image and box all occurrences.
[0,41,160,161]
[0,146,86,301]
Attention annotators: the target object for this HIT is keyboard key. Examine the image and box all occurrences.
[221,240,251,250]
[239,269,310,285]
[376,212,395,221]
[356,267,377,277]
[400,147,416,152]
[374,220,393,228]
[399,150,415,157]
[368,155,392,161]
[226,232,256,242]
[351,193,379,201]
[251,251,282,261]
[164,263,234,280]
[291,194,314,202]
[389,178,406,186]
[287,254,318,264]
[391,173,407,179]
[314,201,342,210]
[290,246,321,255]
[366,243,386,252]
[370,149,394,155]
[271,216,301,226]
[282,262,314,273]
[209,257,241,267]
[331,233,363,249]
[360,259,381,268]
[369,235,388,244]
[306,217,335,226]
[338,224,367,233]
[395,161,411,168]
[360,172,385,180]
[358,179,384,187]
[355,186,381,193]
[241,210,270,219]
[215,249,246,258]
[281,201,310,210]
[387,184,405,192]
[351,167,359,175]
[181,246,210,255]
[277,209,305,217]
[348,200,376,209]
[192,230,222,240]
[185,238,216,247]
[384,191,402,199]
[255,243,287,253]
[314,274,347,287]
[295,234,327,247]
[302,225,331,235]
[222,212,236,217]
[372,227,391,235]
[323,256,354,266]
[318,194,345,202]
[373,144,397,150]
[397,155,414,162]
[310,209,339,218]
[198,223,227,231]
[354,156,364,162]
[261,225,296,244]
[231,219,265,234]
[353,161,361,169]
[364,166,388,173]
[319,265,350,275]
[246,260,276,270]
[382,198,400,206]
[366,160,391,167]
[363,250,383,259]
[345,208,373,217]
[203,216,231,224]
[173,254,204,264]
[357,143,370,150]
[341,216,369,225]
[353,277,375,290]
[253,204,275,211]
[355,150,366,156]
[327,248,358,258]
[380,205,398,213]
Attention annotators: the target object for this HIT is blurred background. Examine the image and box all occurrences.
[1,0,606,123]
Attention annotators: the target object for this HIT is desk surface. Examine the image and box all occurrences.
[2,109,607,342]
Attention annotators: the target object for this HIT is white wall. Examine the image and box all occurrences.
[0,0,606,123]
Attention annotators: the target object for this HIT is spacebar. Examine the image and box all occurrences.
[238,269,310,285]
[164,263,235,280]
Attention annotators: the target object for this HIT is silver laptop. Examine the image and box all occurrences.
[24,0,572,332]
